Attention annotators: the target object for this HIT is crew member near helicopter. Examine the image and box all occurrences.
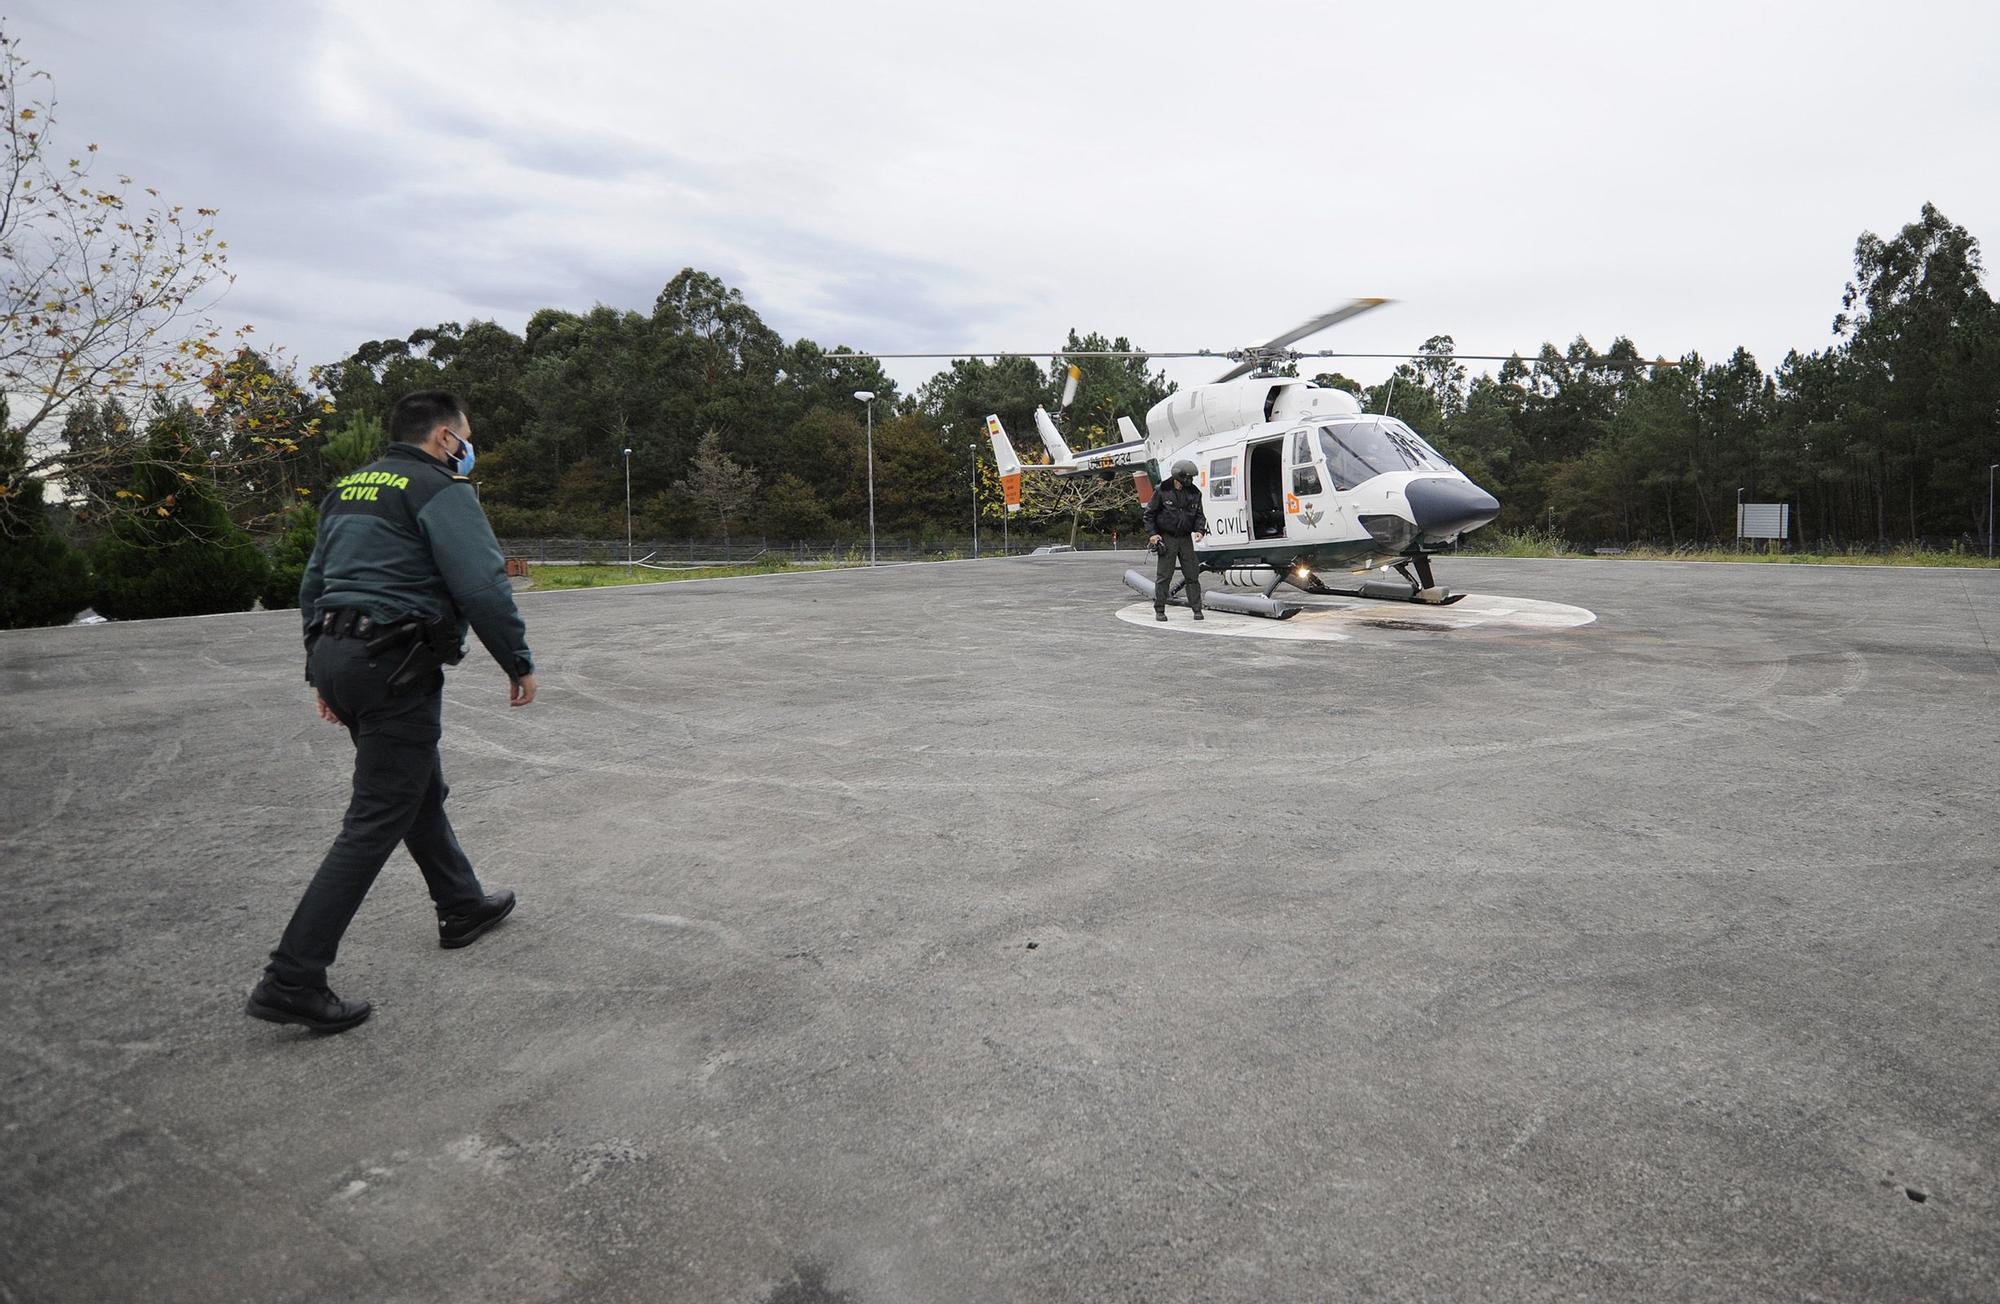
[245,390,537,1035]
[1145,458,1209,621]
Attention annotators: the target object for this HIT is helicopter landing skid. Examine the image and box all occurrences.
[1291,555,1466,605]
[1122,568,1303,620]
[1341,581,1467,606]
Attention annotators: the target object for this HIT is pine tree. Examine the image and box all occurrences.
[91,407,269,619]
[674,428,759,546]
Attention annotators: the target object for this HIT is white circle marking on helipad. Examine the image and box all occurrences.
[1115,593,1596,642]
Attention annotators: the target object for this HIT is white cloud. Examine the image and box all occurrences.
[11,0,1997,399]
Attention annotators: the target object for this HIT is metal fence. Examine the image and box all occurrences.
[1449,534,1997,558]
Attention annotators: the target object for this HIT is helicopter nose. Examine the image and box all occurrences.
[1406,477,1500,538]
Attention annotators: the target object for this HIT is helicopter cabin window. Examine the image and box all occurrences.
[1207,456,1237,499]
[1290,429,1323,495]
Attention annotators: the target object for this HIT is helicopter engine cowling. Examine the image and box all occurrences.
[1143,379,1363,451]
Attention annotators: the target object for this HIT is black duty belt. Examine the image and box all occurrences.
[318,608,380,639]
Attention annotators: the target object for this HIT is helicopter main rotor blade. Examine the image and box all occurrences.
[828,349,1661,366]
[817,350,1220,361]
[822,332,1681,373]
[1256,298,1392,352]
[1211,297,1395,381]
[1295,350,1682,370]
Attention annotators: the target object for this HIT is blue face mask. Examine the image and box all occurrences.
[450,433,476,477]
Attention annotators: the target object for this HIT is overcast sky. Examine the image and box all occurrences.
[12,0,1998,398]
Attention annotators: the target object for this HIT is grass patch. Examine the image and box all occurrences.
[1462,529,2000,568]
[523,556,859,590]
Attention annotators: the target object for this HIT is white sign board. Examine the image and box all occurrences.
[1737,502,1790,540]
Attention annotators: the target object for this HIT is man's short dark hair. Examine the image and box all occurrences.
[388,391,467,444]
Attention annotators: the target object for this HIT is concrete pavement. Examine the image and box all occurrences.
[2,553,1996,1301]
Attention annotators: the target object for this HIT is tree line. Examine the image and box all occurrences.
[293,199,2000,554]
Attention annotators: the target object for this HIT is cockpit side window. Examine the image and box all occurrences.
[1290,429,1323,495]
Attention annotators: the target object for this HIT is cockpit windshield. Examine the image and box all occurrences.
[1316,418,1450,489]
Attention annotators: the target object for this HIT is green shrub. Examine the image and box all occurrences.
[260,502,320,609]
[0,472,94,628]
[1469,525,1577,557]
[92,411,268,620]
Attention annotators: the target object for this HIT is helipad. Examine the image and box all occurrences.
[2,552,1995,1301]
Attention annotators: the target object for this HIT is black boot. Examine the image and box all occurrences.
[439,889,516,949]
[246,978,371,1034]
[1154,606,1168,621]
[1192,609,1205,621]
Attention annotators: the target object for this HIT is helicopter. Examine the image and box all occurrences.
[846,301,1639,619]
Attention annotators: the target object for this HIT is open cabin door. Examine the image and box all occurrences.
[1247,437,1286,540]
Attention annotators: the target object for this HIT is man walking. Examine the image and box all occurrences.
[247,391,537,1034]
[1145,458,1209,621]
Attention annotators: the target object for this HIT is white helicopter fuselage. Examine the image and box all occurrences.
[1146,379,1497,571]
[989,377,1501,581]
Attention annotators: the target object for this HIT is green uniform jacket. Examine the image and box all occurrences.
[299,443,533,681]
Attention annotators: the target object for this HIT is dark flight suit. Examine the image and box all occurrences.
[265,442,534,990]
[1144,479,1210,614]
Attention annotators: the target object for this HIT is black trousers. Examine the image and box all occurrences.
[265,637,486,988]
[1154,533,1203,611]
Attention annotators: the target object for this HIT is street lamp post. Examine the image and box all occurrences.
[1736,486,1745,549]
[1989,463,1997,559]
[854,390,877,564]
[969,441,979,559]
[623,447,633,572]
